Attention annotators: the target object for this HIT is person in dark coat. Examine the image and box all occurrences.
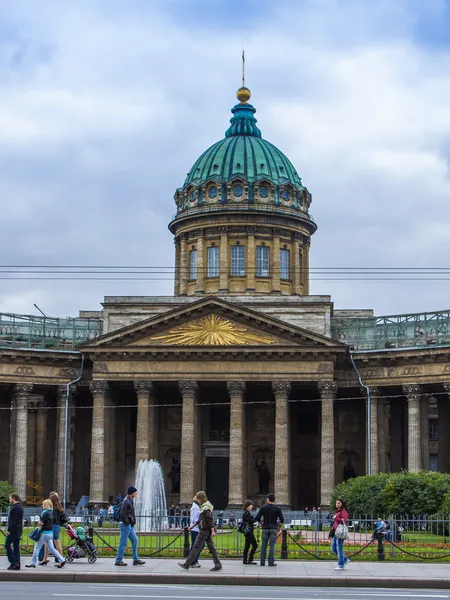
[5,493,24,570]
[242,499,258,565]
[115,486,146,567]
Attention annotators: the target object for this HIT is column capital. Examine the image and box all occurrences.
[90,380,108,396]
[36,399,49,414]
[226,381,246,396]
[218,226,229,235]
[318,381,337,397]
[272,381,291,398]
[193,228,205,237]
[443,383,450,395]
[179,381,198,397]
[14,383,33,399]
[134,381,155,396]
[368,386,383,397]
[403,384,421,399]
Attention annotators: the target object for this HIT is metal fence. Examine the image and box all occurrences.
[2,511,450,561]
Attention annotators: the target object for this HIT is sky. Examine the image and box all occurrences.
[1,0,450,318]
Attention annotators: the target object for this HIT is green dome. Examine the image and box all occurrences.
[184,101,303,190]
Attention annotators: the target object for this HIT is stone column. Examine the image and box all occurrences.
[378,399,389,473]
[272,381,291,506]
[13,384,33,499]
[179,381,199,505]
[366,387,380,474]
[55,385,73,496]
[89,381,108,502]
[420,394,430,471]
[26,402,37,498]
[34,400,48,490]
[134,381,158,467]
[403,384,421,473]
[246,227,256,291]
[195,229,205,293]
[174,237,181,295]
[219,227,229,292]
[227,381,246,506]
[319,381,336,507]
[271,229,281,293]
[303,239,310,295]
[439,384,450,473]
[179,233,188,295]
[292,233,301,295]
[9,393,17,484]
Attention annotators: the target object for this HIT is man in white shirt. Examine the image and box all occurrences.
[189,496,202,568]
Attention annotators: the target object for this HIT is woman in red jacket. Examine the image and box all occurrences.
[329,498,349,569]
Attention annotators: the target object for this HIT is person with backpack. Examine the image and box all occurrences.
[241,499,257,565]
[329,497,350,570]
[178,491,222,572]
[115,486,145,567]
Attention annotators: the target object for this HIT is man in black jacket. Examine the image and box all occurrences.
[115,486,145,567]
[254,493,284,567]
[5,493,24,570]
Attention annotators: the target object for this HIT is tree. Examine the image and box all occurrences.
[0,481,16,511]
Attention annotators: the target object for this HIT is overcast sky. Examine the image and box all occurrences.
[1,0,450,319]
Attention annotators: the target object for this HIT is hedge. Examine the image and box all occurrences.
[0,481,16,511]
[332,471,450,516]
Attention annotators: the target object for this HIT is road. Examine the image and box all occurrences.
[2,583,449,600]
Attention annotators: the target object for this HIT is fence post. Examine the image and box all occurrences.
[376,532,385,561]
[183,527,190,558]
[281,529,288,559]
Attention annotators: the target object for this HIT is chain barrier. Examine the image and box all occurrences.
[94,529,184,557]
[385,538,450,561]
[287,531,375,560]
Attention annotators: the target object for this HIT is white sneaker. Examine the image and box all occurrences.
[335,566,344,570]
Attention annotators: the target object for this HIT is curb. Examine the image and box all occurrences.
[2,571,450,588]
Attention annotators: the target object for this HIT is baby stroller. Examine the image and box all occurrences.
[65,523,98,563]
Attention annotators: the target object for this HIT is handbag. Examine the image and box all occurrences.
[29,527,42,542]
[335,523,349,539]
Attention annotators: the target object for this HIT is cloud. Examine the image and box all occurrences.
[0,0,450,319]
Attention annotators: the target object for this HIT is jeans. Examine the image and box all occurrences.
[38,524,61,561]
[31,533,65,565]
[190,530,203,565]
[260,528,278,565]
[243,531,258,563]
[331,535,346,567]
[116,523,139,563]
[183,529,221,568]
[5,531,21,565]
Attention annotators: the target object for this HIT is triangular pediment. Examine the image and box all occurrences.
[81,297,345,353]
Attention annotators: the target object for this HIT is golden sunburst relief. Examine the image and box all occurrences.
[149,314,275,346]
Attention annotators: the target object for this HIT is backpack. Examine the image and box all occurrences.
[237,520,250,535]
[113,503,121,522]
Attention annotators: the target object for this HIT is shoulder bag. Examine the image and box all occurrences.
[335,523,349,539]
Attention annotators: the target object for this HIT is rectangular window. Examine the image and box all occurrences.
[189,250,197,280]
[429,454,438,472]
[256,246,270,277]
[280,248,290,280]
[429,421,438,441]
[207,246,220,278]
[231,245,245,276]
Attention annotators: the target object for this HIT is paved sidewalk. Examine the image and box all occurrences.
[2,556,450,588]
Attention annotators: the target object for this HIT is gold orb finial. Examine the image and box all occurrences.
[237,86,251,103]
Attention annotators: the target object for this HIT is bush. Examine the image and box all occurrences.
[332,471,450,517]
[0,481,16,511]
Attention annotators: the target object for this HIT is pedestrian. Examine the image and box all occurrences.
[168,505,175,529]
[178,490,222,572]
[175,505,181,528]
[115,486,146,567]
[107,504,114,521]
[303,507,309,519]
[182,505,189,529]
[98,507,105,527]
[242,499,257,565]
[229,512,235,528]
[26,499,66,568]
[329,497,350,570]
[189,495,202,568]
[5,493,24,570]
[39,491,67,565]
[218,511,224,528]
[254,492,284,567]
[116,493,122,504]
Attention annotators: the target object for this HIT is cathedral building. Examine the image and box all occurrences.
[1,85,450,509]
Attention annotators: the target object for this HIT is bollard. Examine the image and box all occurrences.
[376,533,385,562]
[183,527,190,558]
[281,529,288,559]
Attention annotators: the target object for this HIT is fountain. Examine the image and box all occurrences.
[134,459,169,532]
